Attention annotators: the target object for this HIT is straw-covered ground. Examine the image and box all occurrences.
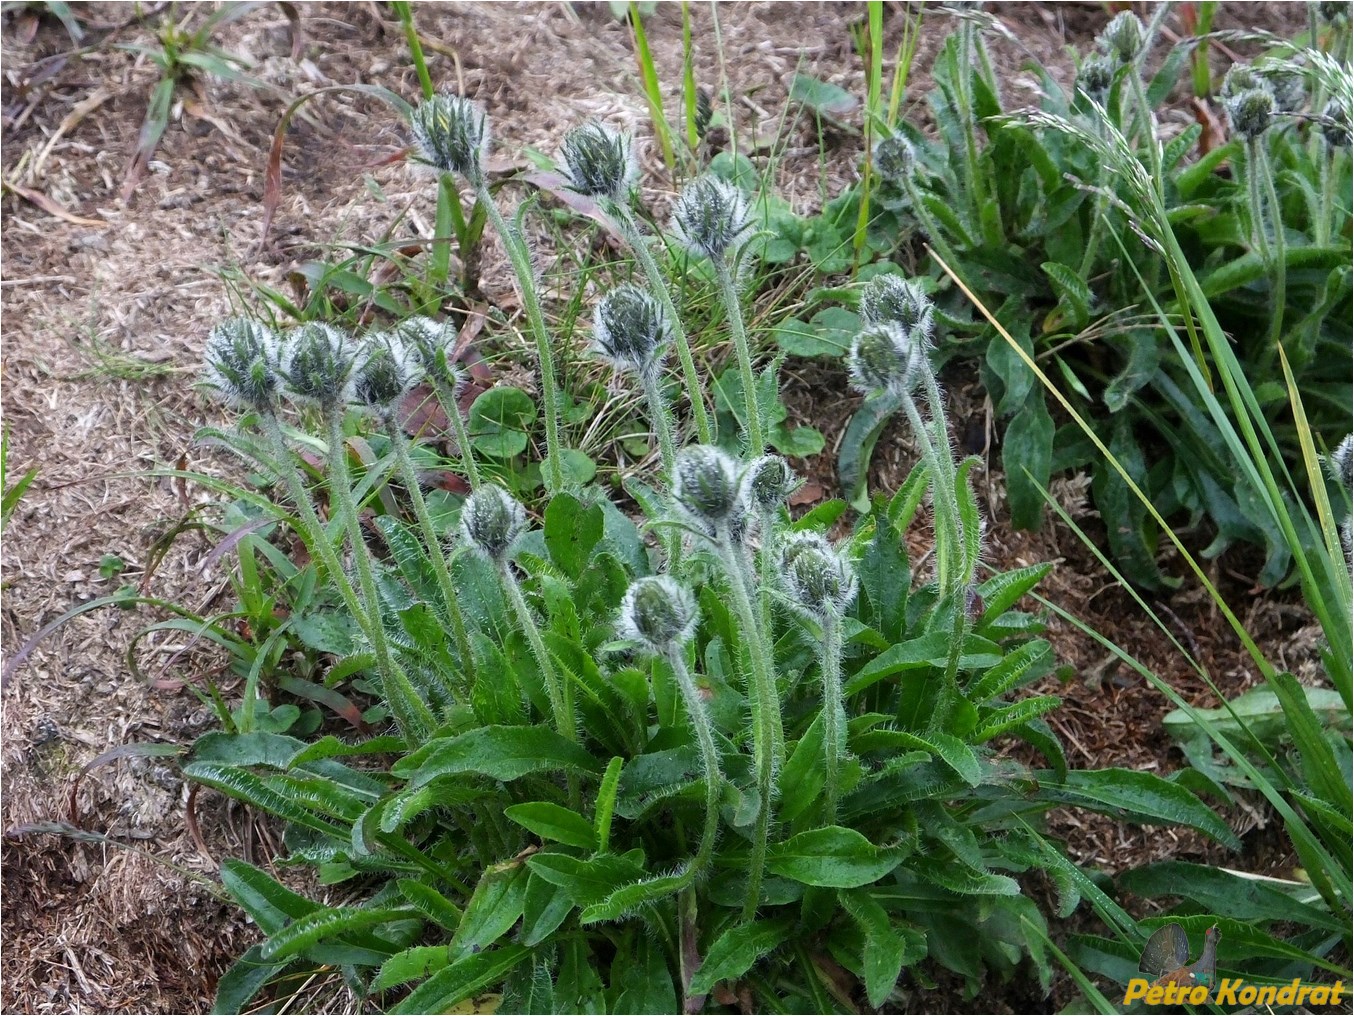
[0,3,1309,1012]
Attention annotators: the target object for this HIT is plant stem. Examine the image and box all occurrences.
[640,369,678,480]
[899,394,956,595]
[324,412,437,739]
[1129,70,1164,199]
[903,175,965,276]
[713,260,764,453]
[667,648,722,873]
[498,563,578,807]
[608,201,714,445]
[384,415,477,695]
[475,180,565,492]
[716,532,781,921]
[432,376,482,488]
[819,610,846,824]
[1255,140,1288,356]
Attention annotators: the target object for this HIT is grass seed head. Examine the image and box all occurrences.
[592,285,672,379]
[279,323,357,412]
[410,93,490,183]
[560,121,637,202]
[620,576,699,654]
[203,318,282,412]
[672,175,754,261]
[460,484,528,563]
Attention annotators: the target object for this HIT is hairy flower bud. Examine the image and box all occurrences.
[460,484,527,563]
[410,94,490,182]
[1257,62,1307,114]
[671,175,754,261]
[203,318,281,412]
[673,445,743,534]
[560,121,636,202]
[394,316,462,389]
[847,321,928,398]
[872,133,917,183]
[744,455,800,516]
[353,331,422,411]
[1076,54,1116,105]
[859,275,935,340]
[1099,11,1144,63]
[619,576,699,654]
[1321,99,1352,148]
[591,285,671,379]
[280,323,357,411]
[1220,64,1270,101]
[1226,87,1276,140]
[1330,434,1353,491]
[781,532,857,619]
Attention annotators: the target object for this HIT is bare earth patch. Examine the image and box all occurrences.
[0,3,1311,1013]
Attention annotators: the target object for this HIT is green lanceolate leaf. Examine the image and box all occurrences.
[1034,769,1241,848]
[581,870,693,924]
[966,639,1052,703]
[1003,391,1054,531]
[766,827,903,888]
[373,945,453,992]
[689,918,795,995]
[505,801,599,850]
[390,945,531,1015]
[544,492,605,580]
[526,850,648,908]
[392,725,602,788]
[397,878,464,932]
[452,863,530,956]
[260,906,414,961]
[220,859,320,936]
[839,889,910,1008]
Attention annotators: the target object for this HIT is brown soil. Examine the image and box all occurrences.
[0,2,1319,1014]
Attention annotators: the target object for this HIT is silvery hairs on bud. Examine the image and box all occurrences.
[847,321,929,400]
[619,576,699,655]
[1076,54,1116,106]
[1256,60,1307,115]
[859,274,935,341]
[1220,64,1272,101]
[1226,87,1276,140]
[1098,11,1144,64]
[744,455,800,516]
[560,121,637,203]
[395,316,462,389]
[353,331,423,413]
[1322,99,1352,148]
[460,484,528,563]
[591,285,672,379]
[872,133,917,184]
[671,175,755,261]
[672,445,745,535]
[410,93,490,183]
[780,532,857,620]
[203,318,282,412]
[1329,434,1353,491]
[279,322,358,412]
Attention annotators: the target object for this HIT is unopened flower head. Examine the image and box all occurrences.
[460,484,527,563]
[781,532,857,619]
[872,133,917,183]
[560,121,637,202]
[1329,434,1353,491]
[1322,99,1352,148]
[859,274,934,341]
[847,321,928,398]
[394,316,462,389]
[1257,61,1307,114]
[353,331,422,412]
[672,445,744,534]
[1099,11,1144,64]
[619,576,699,655]
[1076,54,1116,105]
[591,285,671,379]
[1320,0,1349,24]
[1221,64,1271,101]
[1226,87,1276,140]
[203,318,281,412]
[410,94,489,182]
[279,322,357,411]
[671,175,754,261]
[744,454,800,516]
